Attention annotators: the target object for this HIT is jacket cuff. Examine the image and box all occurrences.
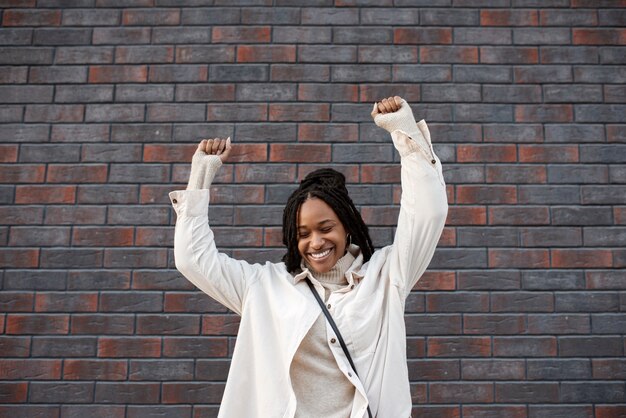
[373,99,420,138]
[187,153,223,190]
[169,189,210,218]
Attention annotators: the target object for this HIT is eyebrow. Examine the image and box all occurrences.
[297,219,335,230]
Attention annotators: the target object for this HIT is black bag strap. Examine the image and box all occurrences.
[305,278,373,418]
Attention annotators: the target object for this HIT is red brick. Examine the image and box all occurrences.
[457,145,517,163]
[270,144,330,163]
[519,145,578,163]
[0,382,27,402]
[0,145,18,162]
[573,29,626,45]
[0,164,45,183]
[394,28,452,44]
[414,271,456,291]
[227,144,268,163]
[456,185,517,204]
[0,358,61,379]
[212,26,271,43]
[420,46,478,63]
[489,249,550,268]
[98,337,161,358]
[143,144,195,163]
[6,314,69,334]
[2,9,61,26]
[122,9,180,26]
[88,65,147,83]
[481,9,538,26]
[269,103,329,122]
[237,45,296,62]
[596,405,626,418]
[515,104,573,123]
[438,227,456,247]
[263,227,283,247]
[0,293,33,312]
[47,164,108,183]
[15,185,76,204]
[615,207,626,225]
[63,359,127,380]
[361,164,400,183]
[298,123,359,142]
[446,207,487,226]
[428,337,491,357]
[202,315,240,336]
[552,249,613,268]
[135,227,173,246]
[0,249,39,268]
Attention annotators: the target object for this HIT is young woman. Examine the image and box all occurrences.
[170,96,448,418]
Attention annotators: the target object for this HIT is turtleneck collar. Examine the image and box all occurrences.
[300,246,358,286]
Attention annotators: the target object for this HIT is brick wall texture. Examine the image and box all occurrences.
[0,0,625,417]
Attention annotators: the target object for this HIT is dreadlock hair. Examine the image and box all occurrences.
[282,168,375,273]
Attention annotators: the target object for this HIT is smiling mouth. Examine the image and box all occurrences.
[309,248,332,260]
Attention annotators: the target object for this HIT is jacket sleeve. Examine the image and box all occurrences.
[377,107,448,297]
[169,188,261,315]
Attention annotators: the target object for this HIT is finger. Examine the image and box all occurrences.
[377,102,387,114]
[211,138,221,154]
[380,98,393,114]
[216,138,226,155]
[393,96,402,109]
[204,139,214,154]
[387,96,400,112]
[197,139,207,153]
[371,102,379,117]
[221,137,232,161]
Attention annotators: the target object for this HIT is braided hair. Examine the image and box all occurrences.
[282,168,375,273]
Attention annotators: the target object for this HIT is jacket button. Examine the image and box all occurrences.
[348,372,352,377]
[330,338,336,344]
[327,303,331,309]
[172,198,178,204]
[431,159,436,164]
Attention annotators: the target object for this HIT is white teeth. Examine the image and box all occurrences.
[310,248,331,260]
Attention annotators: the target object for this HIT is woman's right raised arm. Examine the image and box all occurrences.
[169,137,258,315]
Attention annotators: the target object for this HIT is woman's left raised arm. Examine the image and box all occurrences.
[372,97,449,297]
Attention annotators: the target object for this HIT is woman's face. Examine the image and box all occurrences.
[297,197,348,274]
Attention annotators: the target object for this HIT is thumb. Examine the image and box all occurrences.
[371,102,379,119]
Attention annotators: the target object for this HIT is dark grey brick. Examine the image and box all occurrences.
[514,65,572,83]
[180,7,240,24]
[393,64,451,82]
[55,46,114,64]
[241,7,299,24]
[0,28,33,46]
[574,66,626,83]
[116,84,175,102]
[545,124,605,143]
[561,382,625,403]
[360,8,419,25]
[333,27,393,44]
[483,85,541,103]
[301,8,358,25]
[455,104,513,122]
[40,249,103,269]
[552,206,612,225]
[81,144,142,162]
[175,45,234,63]
[495,382,559,402]
[332,65,391,82]
[547,165,608,184]
[454,28,512,45]
[527,314,590,334]
[55,85,114,103]
[582,185,626,204]
[600,47,626,64]
[3,270,67,290]
[592,314,626,334]
[518,186,580,204]
[457,227,519,247]
[584,227,626,246]
[30,382,94,403]
[462,359,524,380]
[358,46,417,63]
[0,86,53,103]
[271,64,330,82]
[429,249,488,269]
[544,84,603,103]
[61,8,120,26]
[457,270,521,290]
[111,124,172,142]
[463,314,525,335]
[20,144,80,162]
[298,46,357,63]
[455,65,511,83]
[273,27,331,44]
[0,47,54,65]
[332,144,393,163]
[404,314,461,335]
[483,124,542,143]
[555,292,619,312]
[32,336,97,357]
[442,164,484,183]
[172,123,234,143]
[528,406,594,418]
[605,84,626,103]
[85,104,144,122]
[153,27,211,44]
[541,46,598,64]
[422,84,480,102]
[520,227,582,247]
[33,28,92,46]
[580,145,626,163]
[210,64,268,82]
[514,28,570,45]
[527,359,591,380]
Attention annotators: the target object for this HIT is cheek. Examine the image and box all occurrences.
[297,239,306,257]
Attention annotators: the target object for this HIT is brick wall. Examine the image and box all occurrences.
[1,1,625,417]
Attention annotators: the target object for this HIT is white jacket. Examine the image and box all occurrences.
[170,115,448,418]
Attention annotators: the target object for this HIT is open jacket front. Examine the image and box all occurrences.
[170,120,448,418]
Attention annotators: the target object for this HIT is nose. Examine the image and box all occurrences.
[310,233,324,249]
